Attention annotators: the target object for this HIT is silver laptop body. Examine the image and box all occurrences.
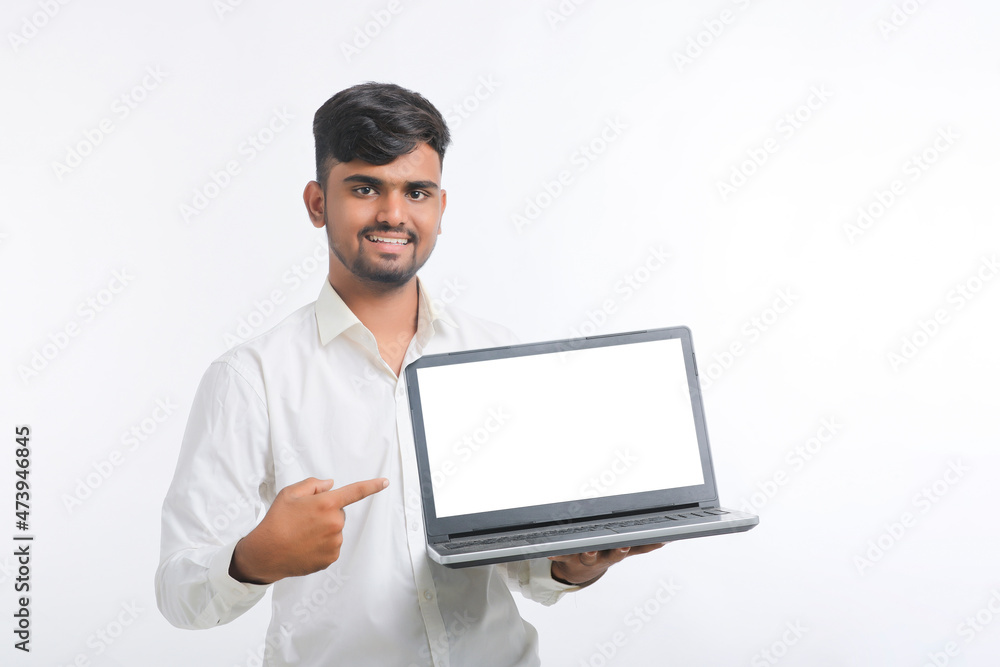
[403,326,758,567]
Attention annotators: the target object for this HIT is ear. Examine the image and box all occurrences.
[303,181,326,228]
[437,188,447,235]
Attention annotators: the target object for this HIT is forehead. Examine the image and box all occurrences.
[328,142,442,186]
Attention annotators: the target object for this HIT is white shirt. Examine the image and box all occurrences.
[155,278,575,666]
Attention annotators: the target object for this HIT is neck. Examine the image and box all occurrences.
[327,269,420,362]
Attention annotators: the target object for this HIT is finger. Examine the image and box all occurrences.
[625,542,668,556]
[578,551,600,567]
[282,477,335,498]
[328,477,390,508]
[604,547,631,565]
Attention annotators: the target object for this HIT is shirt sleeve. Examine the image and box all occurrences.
[154,358,274,628]
[497,558,579,606]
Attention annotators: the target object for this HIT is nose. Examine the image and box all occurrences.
[375,189,407,226]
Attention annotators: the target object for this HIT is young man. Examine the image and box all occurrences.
[155,82,660,666]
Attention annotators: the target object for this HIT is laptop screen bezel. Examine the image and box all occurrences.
[404,326,720,540]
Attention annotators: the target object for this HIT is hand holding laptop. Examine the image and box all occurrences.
[549,542,667,586]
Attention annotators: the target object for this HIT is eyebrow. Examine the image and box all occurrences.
[342,174,439,190]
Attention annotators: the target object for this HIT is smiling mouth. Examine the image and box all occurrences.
[365,234,410,245]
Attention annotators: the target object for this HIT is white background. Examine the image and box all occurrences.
[2,1,999,665]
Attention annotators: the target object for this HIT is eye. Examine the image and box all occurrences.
[354,186,376,196]
[408,190,428,200]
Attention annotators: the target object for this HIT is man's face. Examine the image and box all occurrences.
[306,142,446,289]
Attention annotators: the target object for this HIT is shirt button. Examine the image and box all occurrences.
[423,590,433,601]
[410,521,419,532]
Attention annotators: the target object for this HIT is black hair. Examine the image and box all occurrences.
[312,81,451,187]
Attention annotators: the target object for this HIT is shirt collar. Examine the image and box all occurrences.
[316,277,457,346]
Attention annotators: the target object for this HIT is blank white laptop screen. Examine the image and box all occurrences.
[415,337,705,518]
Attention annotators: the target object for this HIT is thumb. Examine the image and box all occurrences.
[283,477,335,498]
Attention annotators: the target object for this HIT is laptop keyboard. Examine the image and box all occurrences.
[440,509,730,551]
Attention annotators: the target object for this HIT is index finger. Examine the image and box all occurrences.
[548,551,600,564]
[327,477,389,508]
[621,542,668,557]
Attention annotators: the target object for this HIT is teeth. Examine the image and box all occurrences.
[368,235,408,245]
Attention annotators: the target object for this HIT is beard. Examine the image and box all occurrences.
[326,214,434,287]
[346,247,419,284]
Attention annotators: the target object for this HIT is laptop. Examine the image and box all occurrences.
[403,326,758,567]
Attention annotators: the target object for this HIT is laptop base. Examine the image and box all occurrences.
[429,507,758,568]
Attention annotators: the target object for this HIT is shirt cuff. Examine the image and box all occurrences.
[200,538,270,625]
[528,558,580,606]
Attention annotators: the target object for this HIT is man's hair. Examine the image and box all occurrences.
[312,82,451,187]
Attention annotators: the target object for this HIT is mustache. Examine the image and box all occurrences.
[360,225,417,241]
